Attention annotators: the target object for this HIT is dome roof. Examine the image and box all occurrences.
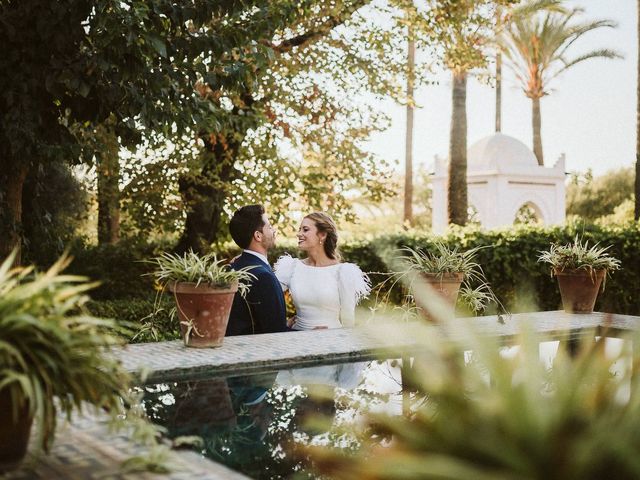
[467,133,538,171]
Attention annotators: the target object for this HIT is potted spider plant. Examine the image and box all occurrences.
[395,242,500,320]
[0,251,131,471]
[149,251,255,348]
[538,236,621,314]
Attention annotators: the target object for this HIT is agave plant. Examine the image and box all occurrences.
[0,251,131,454]
[538,235,621,275]
[311,321,640,479]
[148,251,255,296]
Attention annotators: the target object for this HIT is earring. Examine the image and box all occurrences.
[320,240,324,245]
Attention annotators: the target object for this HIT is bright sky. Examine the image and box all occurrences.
[367,1,636,177]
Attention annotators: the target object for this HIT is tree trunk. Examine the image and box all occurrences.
[404,29,415,226]
[495,50,502,133]
[532,96,544,166]
[636,0,640,220]
[96,126,121,244]
[176,134,242,255]
[0,162,29,265]
[448,70,468,226]
[495,6,502,133]
[176,91,254,254]
[176,162,225,255]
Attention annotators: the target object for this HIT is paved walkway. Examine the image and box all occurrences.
[116,311,640,383]
[4,411,248,480]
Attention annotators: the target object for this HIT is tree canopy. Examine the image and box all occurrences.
[1,0,279,260]
[567,168,634,222]
[1,0,568,260]
[1,0,390,258]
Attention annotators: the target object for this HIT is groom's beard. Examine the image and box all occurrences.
[265,233,276,250]
[269,230,278,249]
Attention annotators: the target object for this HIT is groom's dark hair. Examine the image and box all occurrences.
[229,204,266,249]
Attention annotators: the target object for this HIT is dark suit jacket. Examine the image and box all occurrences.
[226,252,287,336]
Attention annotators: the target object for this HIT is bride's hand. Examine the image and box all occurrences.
[287,316,297,328]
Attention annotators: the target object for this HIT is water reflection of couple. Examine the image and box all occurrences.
[225,205,370,336]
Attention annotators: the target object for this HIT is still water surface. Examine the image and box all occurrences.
[142,359,403,479]
[141,338,627,479]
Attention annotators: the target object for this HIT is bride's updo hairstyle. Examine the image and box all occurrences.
[305,212,341,261]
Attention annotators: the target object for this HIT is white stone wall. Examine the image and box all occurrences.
[431,135,566,234]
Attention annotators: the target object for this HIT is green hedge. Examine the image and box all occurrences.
[80,222,640,334]
[67,239,163,300]
[266,223,640,315]
[86,294,180,343]
[386,223,635,315]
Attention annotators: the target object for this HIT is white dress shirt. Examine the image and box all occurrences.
[243,249,270,267]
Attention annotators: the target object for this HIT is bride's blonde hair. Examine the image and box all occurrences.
[304,212,341,261]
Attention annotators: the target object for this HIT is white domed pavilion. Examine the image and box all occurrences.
[431,133,566,233]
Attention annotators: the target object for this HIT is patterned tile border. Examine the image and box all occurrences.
[5,411,249,480]
[116,311,640,384]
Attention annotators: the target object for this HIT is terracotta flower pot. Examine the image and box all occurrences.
[555,268,605,314]
[416,272,464,321]
[0,389,33,472]
[170,280,238,348]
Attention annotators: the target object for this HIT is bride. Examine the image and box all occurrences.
[274,212,370,330]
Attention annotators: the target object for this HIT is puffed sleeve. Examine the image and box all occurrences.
[338,263,371,327]
[273,254,297,291]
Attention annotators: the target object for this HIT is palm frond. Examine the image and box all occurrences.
[501,8,621,96]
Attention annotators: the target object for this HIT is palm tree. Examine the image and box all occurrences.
[636,0,640,220]
[447,67,469,226]
[438,1,499,227]
[404,24,416,226]
[494,1,565,133]
[418,0,551,226]
[502,8,621,165]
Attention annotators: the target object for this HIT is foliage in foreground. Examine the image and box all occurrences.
[0,252,130,451]
[312,320,640,479]
[0,251,193,473]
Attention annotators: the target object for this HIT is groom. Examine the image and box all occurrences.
[226,204,287,336]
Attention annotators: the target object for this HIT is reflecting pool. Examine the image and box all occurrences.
[140,337,629,479]
[142,359,405,479]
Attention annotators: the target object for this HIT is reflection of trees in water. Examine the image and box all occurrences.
[140,360,412,479]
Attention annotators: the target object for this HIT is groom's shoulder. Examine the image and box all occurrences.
[232,252,270,273]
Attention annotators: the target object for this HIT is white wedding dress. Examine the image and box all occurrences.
[273,255,371,330]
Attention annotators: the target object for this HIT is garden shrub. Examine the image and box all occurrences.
[87,294,180,343]
[80,222,640,339]
[67,238,163,300]
[288,222,639,316]
[415,224,637,314]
